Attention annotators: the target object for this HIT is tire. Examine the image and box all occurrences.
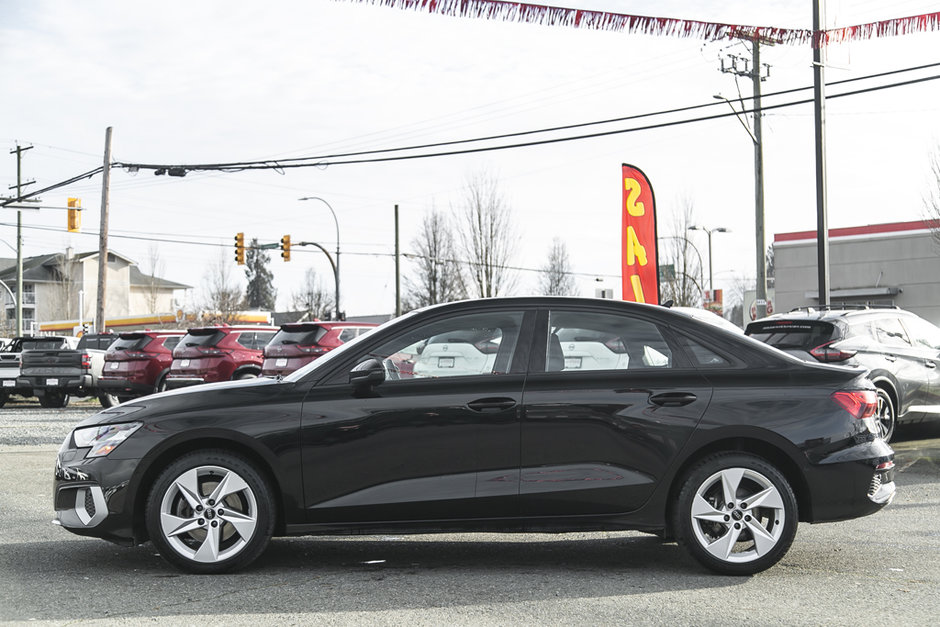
[145,450,275,574]
[39,391,70,408]
[875,387,896,443]
[673,453,798,576]
[98,392,120,408]
[0,392,7,408]
[154,373,168,394]
[234,372,258,381]
[118,396,135,404]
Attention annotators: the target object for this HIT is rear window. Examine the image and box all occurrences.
[20,338,68,351]
[162,336,182,351]
[179,330,225,348]
[745,321,837,350]
[77,335,118,351]
[269,326,327,347]
[110,336,151,352]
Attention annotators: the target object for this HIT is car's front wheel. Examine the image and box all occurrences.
[145,450,275,574]
[875,388,896,443]
[673,453,797,575]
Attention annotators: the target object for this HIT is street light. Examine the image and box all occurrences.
[298,196,342,321]
[688,225,730,295]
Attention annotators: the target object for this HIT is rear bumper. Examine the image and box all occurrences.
[164,377,206,390]
[805,439,896,522]
[98,378,155,396]
[19,374,92,394]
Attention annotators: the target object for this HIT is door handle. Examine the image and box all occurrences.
[883,355,897,362]
[649,392,698,407]
[467,397,517,413]
[926,361,937,369]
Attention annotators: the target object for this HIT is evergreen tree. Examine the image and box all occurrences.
[244,238,277,310]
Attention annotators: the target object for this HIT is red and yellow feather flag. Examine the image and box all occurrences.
[621,164,658,305]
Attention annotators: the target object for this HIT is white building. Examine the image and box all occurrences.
[0,249,190,334]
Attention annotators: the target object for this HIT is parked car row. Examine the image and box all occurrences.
[0,321,377,408]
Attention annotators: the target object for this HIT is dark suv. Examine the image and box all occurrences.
[99,331,185,401]
[165,326,277,389]
[261,322,376,377]
[746,306,940,441]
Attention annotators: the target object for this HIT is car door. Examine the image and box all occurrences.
[520,306,712,517]
[300,308,534,524]
[865,315,930,419]
[899,314,940,417]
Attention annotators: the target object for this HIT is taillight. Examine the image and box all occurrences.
[832,390,877,419]
[604,337,627,353]
[474,340,500,354]
[810,341,857,362]
[81,353,91,369]
[297,345,328,355]
[196,346,226,356]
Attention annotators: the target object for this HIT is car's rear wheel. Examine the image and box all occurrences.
[234,372,258,381]
[674,453,797,575]
[0,392,7,408]
[146,450,275,574]
[98,392,119,408]
[39,391,69,408]
[875,388,896,442]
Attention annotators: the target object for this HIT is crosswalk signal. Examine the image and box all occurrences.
[234,232,245,265]
[280,235,291,262]
[67,198,81,233]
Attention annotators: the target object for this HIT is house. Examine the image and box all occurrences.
[0,248,190,334]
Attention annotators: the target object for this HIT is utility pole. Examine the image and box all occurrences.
[394,204,401,317]
[96,127,112,333]
[813,0,830,308]
[719,37,771,319]
[9,144,35,337]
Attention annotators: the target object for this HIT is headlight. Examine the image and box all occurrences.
[72,422,143,458]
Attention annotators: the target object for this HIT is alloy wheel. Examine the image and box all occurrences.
[158,465,259,564]
[689,467,787,565]
[875,389,896,442]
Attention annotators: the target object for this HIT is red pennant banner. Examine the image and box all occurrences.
[621,164,658,305]
[346,0,940,47]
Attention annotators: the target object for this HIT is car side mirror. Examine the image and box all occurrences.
[349,358,386,389]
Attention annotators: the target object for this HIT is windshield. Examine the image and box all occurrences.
[283,311,417,382]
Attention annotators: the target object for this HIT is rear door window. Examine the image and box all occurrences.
[547,310,673,372]
[873,317,912,348]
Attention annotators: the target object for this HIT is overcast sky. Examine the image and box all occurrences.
[2,0,940,318]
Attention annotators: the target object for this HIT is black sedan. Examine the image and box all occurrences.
[54,297,896,575]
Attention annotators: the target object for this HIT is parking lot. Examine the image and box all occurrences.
[2,401,938,625]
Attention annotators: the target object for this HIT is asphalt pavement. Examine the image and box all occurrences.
[1,401,938,625]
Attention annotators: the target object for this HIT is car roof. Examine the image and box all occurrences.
[750,306,910,325]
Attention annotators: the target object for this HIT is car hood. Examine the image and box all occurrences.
[74,376,286,428]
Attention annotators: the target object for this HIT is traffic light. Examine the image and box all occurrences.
[280,234,291,262]
[67,198,81,233]
[234,232,245,265]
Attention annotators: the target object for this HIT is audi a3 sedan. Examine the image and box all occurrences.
[54,297,896,575]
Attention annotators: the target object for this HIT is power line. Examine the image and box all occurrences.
[111,60,940,173]
[0,220,620,278]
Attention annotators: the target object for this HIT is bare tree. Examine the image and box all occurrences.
[659,200,705,307]
[457,170,517,298]
[537,237,578,296]
[201,249,244,324]
[143,244,164,313]
[292,267,334,321]
[926,147,940,246]
[49,251,78,321]
[403,208,466,311]
[244,238,276,311]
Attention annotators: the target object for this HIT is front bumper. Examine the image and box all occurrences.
[53,446,140,544]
